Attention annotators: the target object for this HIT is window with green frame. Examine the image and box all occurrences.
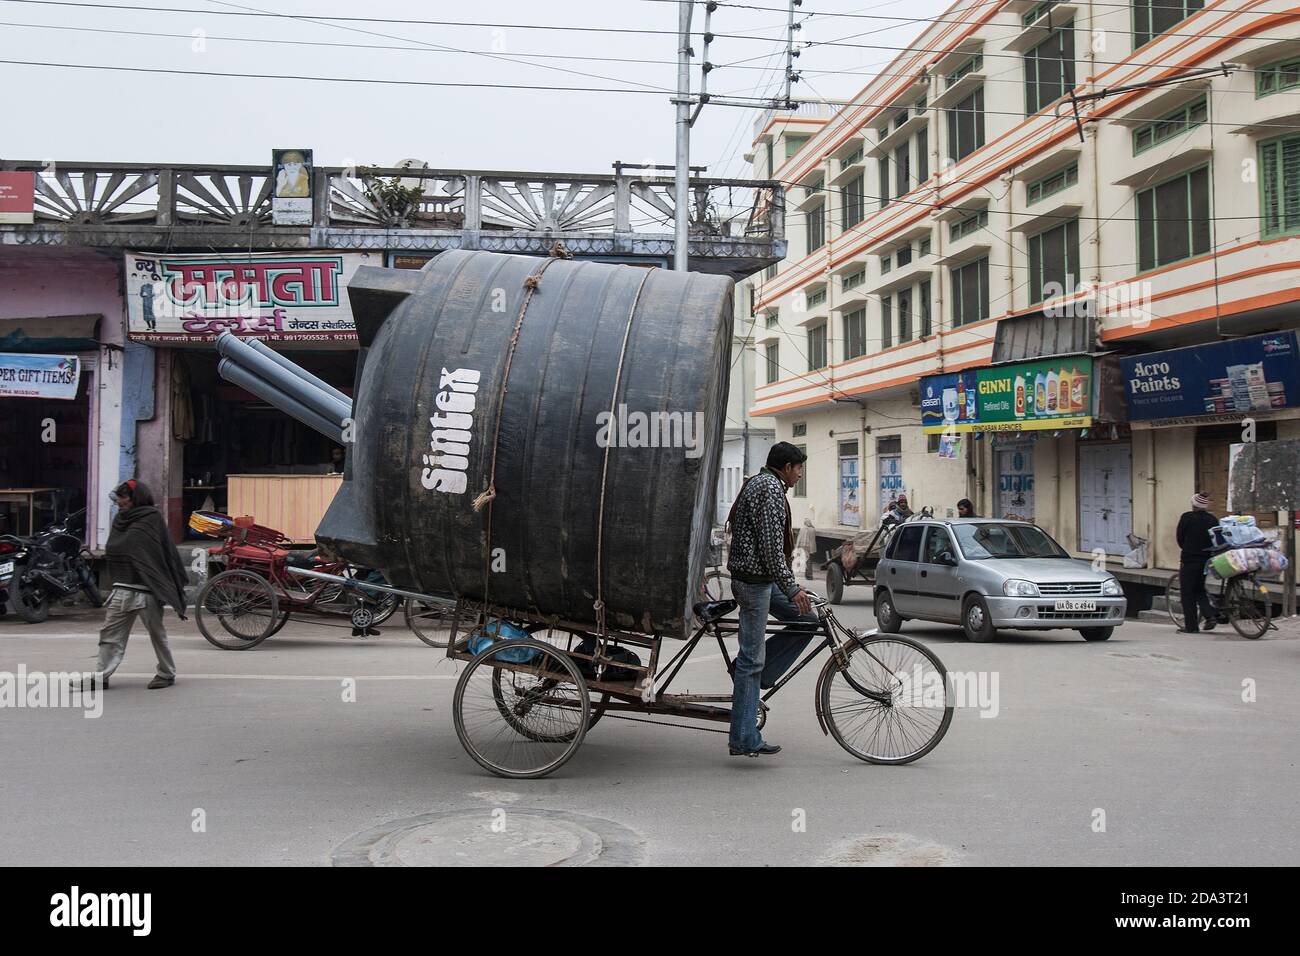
[950,257,990,326]
[947,87,985,161]
[1021,0,1062,26]
[764,309,778,327]
[794,444,807,497]
[1136,165,1211,272]
[1027,218,1081,304]
[1133,0,1204,49]
[807,323,828,370]
[1260,134,1300,237]
[842,268,866,291]
[785,134,810,159]
[842,143,865,166]
[807,202,825,253]
[950,209,988,241]
[919,279,933,337]
[807,288,827,309]
[1024,25,1075,115]
[1027,162,1079,204]
[844,307,867,359]
[842,172,865,230]
[1133,96,1207,154]
[946,53,983,88]
[1257,57,1300,97]
[764,341,780,383]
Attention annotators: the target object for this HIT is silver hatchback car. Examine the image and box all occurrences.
[873,518,1127,642]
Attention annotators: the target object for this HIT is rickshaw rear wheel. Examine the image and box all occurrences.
[196,569,280,650]
[818,635,953,765]
[454,640,590,779]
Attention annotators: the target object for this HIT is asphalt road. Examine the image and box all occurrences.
[2,592,1297,866]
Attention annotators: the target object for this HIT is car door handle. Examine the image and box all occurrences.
[920,570,928,577]
[890,568,895,574]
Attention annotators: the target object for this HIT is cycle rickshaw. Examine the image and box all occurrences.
[438,590,954,779]
[191,513,405,649]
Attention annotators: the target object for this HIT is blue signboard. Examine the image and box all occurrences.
[918,370,978,432]
[1121,331,1300,421]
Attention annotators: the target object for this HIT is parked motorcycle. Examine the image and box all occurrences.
[0,509,103,623]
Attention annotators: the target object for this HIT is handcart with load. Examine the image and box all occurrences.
[823,504,934,604]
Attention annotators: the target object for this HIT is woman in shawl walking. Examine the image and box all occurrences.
[95,480,189,689]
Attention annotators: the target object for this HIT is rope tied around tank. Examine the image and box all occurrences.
[471,256,561,514]
[474,249,577,617]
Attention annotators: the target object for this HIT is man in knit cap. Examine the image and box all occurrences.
[1176,491,1219,633]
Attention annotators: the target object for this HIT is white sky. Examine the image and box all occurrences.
[0,0,949,177]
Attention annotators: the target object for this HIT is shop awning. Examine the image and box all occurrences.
[0,314,101,352]
[992,310,1093,363]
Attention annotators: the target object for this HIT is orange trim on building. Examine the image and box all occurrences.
[753,336,995,411]
[1104,287,1300,340]
[755,4,1296,309]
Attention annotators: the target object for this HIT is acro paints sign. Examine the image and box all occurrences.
[1121,331,1300,421]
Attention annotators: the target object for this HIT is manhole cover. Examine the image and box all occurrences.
[333,809,645,867]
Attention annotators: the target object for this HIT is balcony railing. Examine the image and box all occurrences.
[0,161,784,243]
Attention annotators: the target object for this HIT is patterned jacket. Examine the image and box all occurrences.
[726,468,798,598]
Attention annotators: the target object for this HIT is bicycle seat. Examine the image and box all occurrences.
[693,599,737,622]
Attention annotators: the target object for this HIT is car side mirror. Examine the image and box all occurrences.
[938,551,957,566]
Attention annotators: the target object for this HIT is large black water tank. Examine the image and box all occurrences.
[317,250,734,637]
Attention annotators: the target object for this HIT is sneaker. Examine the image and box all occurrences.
[1202,618,1217,632]
[147,676,174,689]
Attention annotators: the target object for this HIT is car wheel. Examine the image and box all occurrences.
[1080,627,1114,642]
[962,595,995,643]
[874,588,901,633]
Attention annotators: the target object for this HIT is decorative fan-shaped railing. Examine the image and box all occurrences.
[32,168,160,224]
[174,171,273,227]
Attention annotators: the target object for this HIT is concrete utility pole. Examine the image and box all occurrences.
[673,1,694,272]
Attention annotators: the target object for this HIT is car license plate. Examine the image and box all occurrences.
[0,561,13,577]
[1055,598,1096,612]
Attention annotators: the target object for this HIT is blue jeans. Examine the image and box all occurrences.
[728,581,821,752]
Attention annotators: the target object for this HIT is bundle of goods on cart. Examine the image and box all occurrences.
[1204,516,1289,582]
[1209,515,1272,549]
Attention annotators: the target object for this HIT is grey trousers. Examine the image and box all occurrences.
[97,587,177,681]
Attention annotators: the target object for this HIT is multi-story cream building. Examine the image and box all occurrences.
[745,0,1300,582]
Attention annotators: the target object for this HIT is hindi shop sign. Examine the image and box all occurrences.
[0,353,81,399]
[124,251,375,344]
[1121,331,1300,423]
[0,172,35,224]
[920,356,1094,434]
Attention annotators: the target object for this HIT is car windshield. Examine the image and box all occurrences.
[953,523,1068,559]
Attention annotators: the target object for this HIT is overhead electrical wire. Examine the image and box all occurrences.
[6,0,1294,46]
